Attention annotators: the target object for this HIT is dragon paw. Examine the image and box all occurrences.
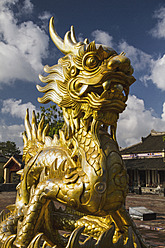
[5,225,150,248]
[66,223,149,248]
[1,234,16,248]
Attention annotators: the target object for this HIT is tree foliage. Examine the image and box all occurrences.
[36,104,64,138]
[0,141,21,157]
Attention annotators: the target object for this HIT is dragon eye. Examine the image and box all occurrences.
[82,53,100,71]
[86,56,99,68]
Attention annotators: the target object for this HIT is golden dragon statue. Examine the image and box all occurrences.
[0,17,149,248]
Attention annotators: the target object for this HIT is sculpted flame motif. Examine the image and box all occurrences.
[0,17,149,248]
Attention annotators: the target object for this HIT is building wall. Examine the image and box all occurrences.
[0,162,4,182]
[127,168,165,188]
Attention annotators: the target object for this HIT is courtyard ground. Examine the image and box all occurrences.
[0,192,165,247]
[126,193,165,247]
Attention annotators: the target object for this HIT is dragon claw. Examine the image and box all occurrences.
[96,223,115,247]
[114,235,124,247]
[66,225,116,248]
[66,226,96,248]
[27,233,43,248]
[1,234,16,248]
[65,223,144,248]
[66,226,85,248]
[124,227,134,248]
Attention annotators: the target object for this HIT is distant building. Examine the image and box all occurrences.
[120,130,165,188]
[3,155,23,184]
[0,154,8,182]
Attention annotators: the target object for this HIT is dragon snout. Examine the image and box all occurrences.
[107,54,134,75]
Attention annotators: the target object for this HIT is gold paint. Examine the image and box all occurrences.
[0,17,148,248]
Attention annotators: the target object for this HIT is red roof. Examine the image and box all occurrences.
[3,156,22,170]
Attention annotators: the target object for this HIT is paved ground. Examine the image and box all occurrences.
[0,191,17,212]
[0,192,165,247]
[126,194,165,247]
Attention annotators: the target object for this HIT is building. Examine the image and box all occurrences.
[120,130,165,188]
[3,155,23,184]
[0,154,8,183]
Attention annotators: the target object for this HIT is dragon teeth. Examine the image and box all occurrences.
[103,80,124,92]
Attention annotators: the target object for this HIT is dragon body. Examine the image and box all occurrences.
[0,17,149,248]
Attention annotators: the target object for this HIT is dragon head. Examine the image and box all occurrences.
[37,17,135,141]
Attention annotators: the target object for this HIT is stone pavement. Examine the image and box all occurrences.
[0,191,17,212]
[0,192,165,247]
[126,194,165,247]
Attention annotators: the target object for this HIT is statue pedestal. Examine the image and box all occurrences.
[129,206,156,221]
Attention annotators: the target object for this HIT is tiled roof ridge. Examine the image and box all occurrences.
[121,130,165,151]
[151,129,165,136]
[120,141,142,151]
[3,156,22,169]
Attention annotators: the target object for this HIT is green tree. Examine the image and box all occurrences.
[0,141,21,157]
[36,104,64,138]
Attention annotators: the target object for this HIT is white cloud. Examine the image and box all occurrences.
[142,6,165,90]
[22,0,33,14]
[150,7,165,39]
[118,41,152,72]
[0,123,24,152]
[1,98,39,119]
[91,30,151,75]
[38,11,51,21]
[0,0,49,85]
[0,0,18,9]
[117,95,165,148]
[1,98,40,151]
[0,42,36,83]
[148,55,165,91]
[38,11,52,31]
[162,102,165,121]
[91,30,114,47]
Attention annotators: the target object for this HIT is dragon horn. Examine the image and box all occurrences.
[31,111,37,140]
[25,109,32,140]
[70,25,77,43]
[49,17,84,56]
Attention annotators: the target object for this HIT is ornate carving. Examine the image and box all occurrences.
[0,17,149,248]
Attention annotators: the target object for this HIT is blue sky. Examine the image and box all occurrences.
[1,0,165,151]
